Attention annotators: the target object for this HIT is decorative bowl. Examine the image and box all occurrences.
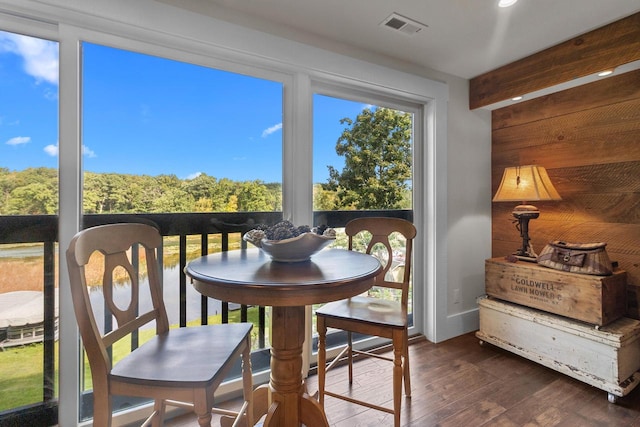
[243,230,335,262]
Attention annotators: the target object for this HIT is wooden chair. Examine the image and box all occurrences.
[316,217,416,427]
[66,223,254,427]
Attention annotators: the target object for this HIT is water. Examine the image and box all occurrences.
[0,245,43,258]
[0,245,223,331]
[88,265,223,331]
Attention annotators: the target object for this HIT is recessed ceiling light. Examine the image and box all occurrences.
[499,0,518,7]
[512,96,523,101]
[597,70,614,77]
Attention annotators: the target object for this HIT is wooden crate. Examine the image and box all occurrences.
[627,283,640,320]
[476,297,640,402]
[485,257,627,326]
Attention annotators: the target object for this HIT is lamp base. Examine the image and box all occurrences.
[512,253,538,263]
[512,205,540,262]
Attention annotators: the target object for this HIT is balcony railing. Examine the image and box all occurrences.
[0,209,412,425]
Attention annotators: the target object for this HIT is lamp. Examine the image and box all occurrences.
[493,165,561,261]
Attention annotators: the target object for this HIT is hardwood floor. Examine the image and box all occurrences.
[164,332,640,426]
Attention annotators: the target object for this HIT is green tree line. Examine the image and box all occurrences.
[0,167,288,215]
[0,107,412,215]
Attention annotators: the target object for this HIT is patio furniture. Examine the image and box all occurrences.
[66,223,253,427]
[316,217,416,427]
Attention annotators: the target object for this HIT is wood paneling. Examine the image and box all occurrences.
[490,55,640,318]
[492,98,640,159]
[492,69,640,130]
[470,13,640,109]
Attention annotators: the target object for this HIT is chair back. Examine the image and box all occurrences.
[345,217,416,307]
[66,223,169,385]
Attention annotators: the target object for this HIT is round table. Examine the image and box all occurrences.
[185,248,382,427]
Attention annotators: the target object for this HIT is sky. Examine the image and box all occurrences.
[0,31,374,184]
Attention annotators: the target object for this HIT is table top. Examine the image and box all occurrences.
[185,248,382,307]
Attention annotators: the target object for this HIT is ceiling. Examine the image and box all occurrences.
[157,0,639,80]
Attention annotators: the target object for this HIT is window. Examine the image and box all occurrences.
[311,89,418,353]
[312,93,413,212]
[0,29,59,421]
[82,43,283,214]
[79,42,285,420]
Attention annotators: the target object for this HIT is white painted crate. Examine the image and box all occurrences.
[476,296,640,402]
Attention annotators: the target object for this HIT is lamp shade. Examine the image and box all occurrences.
[493,165,561,203]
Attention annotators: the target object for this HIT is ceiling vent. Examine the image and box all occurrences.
[380,13,428,36]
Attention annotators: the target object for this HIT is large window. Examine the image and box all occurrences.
[311,91,416,350]
[0,29,59,421]
[82,43,283,214]
[78,42,285,420]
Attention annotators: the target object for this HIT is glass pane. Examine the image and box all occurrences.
[313,94,413,211]
[312,93,414,348]
[0,30,59,413]
[80,43,283,419]
[82,42,283,214]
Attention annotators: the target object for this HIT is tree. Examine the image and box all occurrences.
[7,182,57,214]
[326,107,412,209]
[313,183,337,211]
[236,180,273,212]
[1,167,283,215]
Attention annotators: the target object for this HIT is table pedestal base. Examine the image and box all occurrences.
[223,306,329,427]
[263,306,329,427]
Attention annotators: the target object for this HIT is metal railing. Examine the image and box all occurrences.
[0,209,412,425]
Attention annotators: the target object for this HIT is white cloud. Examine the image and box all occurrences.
[44,144,58,156]
[6,136,30,145]
[261,123,282,138]
[43,143,97,158]
[186,172,202,180]
[83,145,97,158]
[0,32,58,85]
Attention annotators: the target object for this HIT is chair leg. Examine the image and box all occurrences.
[92,386,112,427]
[193,389,213,427]
[151,399,165,427]
[347,331,353,384]
[317,316,327,406]
[403,330,411,397]
[241,338,254,427]
[392,331,403,427]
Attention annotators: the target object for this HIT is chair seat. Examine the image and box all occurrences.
[111,323,252,388]
[316,296,406,329]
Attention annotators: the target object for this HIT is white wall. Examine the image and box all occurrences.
[442,76,492,336]
[333,50,493,338]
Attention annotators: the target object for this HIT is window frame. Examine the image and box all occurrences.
[309,81,424,356]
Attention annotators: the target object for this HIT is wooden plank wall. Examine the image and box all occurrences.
[490,68,640,317]
[470,13,640,109]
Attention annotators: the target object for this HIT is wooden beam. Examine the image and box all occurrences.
[469,12,640,109]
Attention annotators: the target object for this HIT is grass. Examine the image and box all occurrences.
[0,342,54,410]
[0,306,267,412]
